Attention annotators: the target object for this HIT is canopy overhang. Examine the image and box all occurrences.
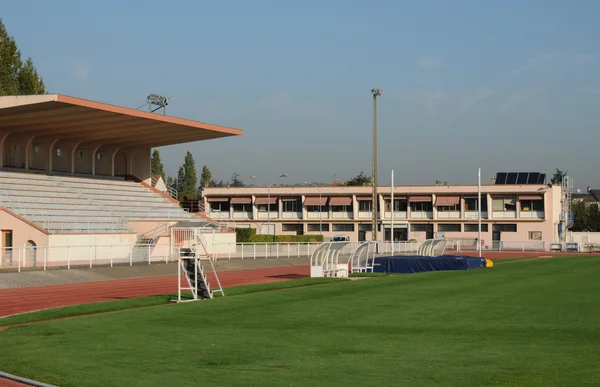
[0,94,243,148]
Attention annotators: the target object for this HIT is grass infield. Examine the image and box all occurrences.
[1,256,599,386]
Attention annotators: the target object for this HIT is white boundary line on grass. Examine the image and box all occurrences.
[0,369,59,387]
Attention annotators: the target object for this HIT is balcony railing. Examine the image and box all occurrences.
[332,212,353,219]
[464,211,488,219]
[437,211,461,219]
[209,211,230,220]
[306,212,329,219]
[257,211,279,219]
[492,211,516,219]
[384,211,408,219]
[519,211,545,219]
[358,211,372,219]
[232,212,253,220]
[282,212,302,219]
[410,211,433,219]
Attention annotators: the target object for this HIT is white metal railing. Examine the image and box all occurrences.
[0,244,173,272]
[492,211,517,218]
[212,242,325,260]
[142,207,191,220]
[437,211,461,219]
[464,211,488,219]
[383,211,408,219]
[519,211,545,219]
[410,211,433,219]
[151,175,178,199]
[141,223,169,241]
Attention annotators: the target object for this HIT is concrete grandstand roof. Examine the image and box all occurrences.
[0,94,243,147]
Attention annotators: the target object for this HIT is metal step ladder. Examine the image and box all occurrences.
[176,236,224,302]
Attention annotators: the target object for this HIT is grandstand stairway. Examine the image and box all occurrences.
[0,170,221,233]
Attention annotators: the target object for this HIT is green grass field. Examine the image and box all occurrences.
[1,256,599,387]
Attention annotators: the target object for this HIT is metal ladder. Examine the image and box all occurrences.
[176,236,224,302]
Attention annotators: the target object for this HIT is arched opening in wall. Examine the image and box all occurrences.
[114,153,127,177]
[29,143,47,170]
[74,147,92,175]
[25,240,37,268]
[52,143,69,173]
[3,142,20,168]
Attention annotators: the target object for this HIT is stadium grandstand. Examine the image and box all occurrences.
[0,94,242,267]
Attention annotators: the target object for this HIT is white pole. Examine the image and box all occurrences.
[391,169,395,256]
[478,168,482,258]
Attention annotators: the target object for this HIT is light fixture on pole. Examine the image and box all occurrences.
[249,174,288,238]
[302,181,324,237]
[371,88,382,241]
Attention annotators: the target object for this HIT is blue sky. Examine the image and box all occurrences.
[3,0,599,189]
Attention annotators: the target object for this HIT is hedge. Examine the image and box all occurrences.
[234,228,323,243]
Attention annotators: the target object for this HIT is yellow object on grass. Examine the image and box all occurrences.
[485,259,494,268]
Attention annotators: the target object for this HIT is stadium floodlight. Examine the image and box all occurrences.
[370,88,382,241]
[371,88,382,97]
[146,94,170,114]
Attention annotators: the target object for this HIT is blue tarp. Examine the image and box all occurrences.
[372,255,487,274]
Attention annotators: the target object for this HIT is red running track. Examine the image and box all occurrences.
[0,265,310,318]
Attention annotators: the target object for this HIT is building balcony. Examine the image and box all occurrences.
[209,211,230,220]
[232,212,253,220]
[306,212,329,220]
[332,212,353,219]
[358,211,372,219]
[464,211,488,219]
[492,211,516,219]
[519,211,545,219]
[437,211,461,219]
[282,212,302,219]
[384,211,408,219]
[257,211,279,220]
[410,211,433,219]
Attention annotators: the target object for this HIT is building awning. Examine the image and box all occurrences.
[383,195,407,200]
[280,197,299,202]
[329,197,352,206]
[207,197,229,202]
[409,195,432,202]
[355,196,372,201]
[435,196,460,206]
[254,197,277,205]
[519,195,544,201]
[230,197,252,204]
[304,197,328,206]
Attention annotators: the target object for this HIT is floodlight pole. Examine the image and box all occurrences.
[371,88,382,242]
[391,169,395,255]
[478,168,482,258]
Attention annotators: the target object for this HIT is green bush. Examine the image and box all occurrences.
[233,228,323,243]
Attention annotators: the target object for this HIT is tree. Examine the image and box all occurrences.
[176,151,197,201]
[150,150,165,180]
[551,169,567,185]
[166,176,174,187]
[231,172,245,187]
[0,19,46,96]
[200,165,213,188]
[344,171,372,187]
[570,201,600,232]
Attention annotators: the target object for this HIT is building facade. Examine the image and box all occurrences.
[202,181,562,245]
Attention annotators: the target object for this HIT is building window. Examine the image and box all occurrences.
[232,204,252,212]
[307,205,327,212]
[411,224,433,232]
[78,150,84,159]
[492,197,516,211]
[520,200,544,212]
[258,204,276,212]
[464,224,489,232]
[465,198,488,212]
[332,223,354,232]
[492,224,517,232]
[358,201,372,211]
[529,231,542,240]
[331,205,351,212]
[385,200,407,212]
[209,202,230,212]
[96,152,103,161]
[307,223,329,232]
[438,224,461,232]
[437,204,460,212]
[411,202,433,212]
[358,224,372,231]
[33,145,41,154]
[283,201,298,212]
[282,224,303,232]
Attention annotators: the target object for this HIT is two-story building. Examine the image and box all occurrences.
[201,175,562,244]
